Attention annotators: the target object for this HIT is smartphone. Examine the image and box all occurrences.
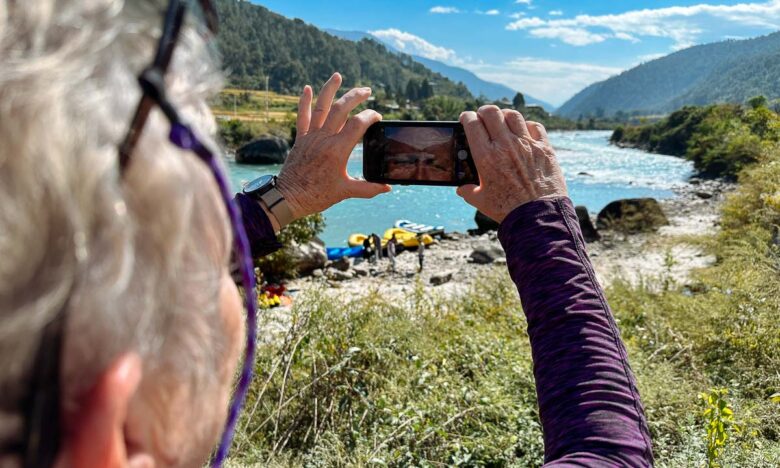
[363,121,478,186]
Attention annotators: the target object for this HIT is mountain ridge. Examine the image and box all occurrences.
[557,32,780,118]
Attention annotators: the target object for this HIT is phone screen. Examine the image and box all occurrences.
[363,121,478,186]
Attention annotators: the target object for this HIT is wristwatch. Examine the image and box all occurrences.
[242,175,294,230]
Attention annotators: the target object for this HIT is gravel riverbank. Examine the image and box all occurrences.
[284,178,733,303]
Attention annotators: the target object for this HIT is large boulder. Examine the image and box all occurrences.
[596,198,669,233]
[288,238,327,276]
[575,206,600,242]
[470,243,505,264]
[474,210,500,233]
[236,136,289,164]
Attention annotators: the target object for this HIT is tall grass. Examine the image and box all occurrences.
[230,157,780,467]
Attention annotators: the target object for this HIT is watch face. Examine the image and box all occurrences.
[243,174,275,194]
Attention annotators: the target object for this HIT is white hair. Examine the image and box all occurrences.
[0,0,232,463]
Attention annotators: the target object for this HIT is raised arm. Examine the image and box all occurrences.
[236,73,390,258]
[458,107,653,467]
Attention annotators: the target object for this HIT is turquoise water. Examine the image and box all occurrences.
[227,131,693,246]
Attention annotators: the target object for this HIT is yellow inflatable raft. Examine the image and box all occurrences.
[347,229,434,248]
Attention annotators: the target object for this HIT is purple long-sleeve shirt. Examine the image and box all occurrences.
[237,193,653,467]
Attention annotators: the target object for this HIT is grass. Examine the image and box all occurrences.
[225,106,780,467]
[211,88,299,122]
[227,151,780,465]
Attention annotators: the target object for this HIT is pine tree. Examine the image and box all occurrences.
[512,92,526,110]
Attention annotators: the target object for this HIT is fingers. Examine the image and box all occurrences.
[310,72,343,130]
[526,121,550,144]
[456,184,484,207]
[322,87,372,134]
[460,111,491,175]
[296,85,313,137]
[502,109,532,139]
[344,179,391,199]
[477,105,512,142]
[340,109,382,150]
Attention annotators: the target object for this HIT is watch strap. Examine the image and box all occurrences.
[259,186,294,228]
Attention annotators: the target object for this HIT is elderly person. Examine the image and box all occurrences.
[0,1,651,467]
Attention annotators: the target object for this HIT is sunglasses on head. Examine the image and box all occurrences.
[23,1,257,467]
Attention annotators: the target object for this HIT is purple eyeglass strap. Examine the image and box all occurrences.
[169,123,257,467]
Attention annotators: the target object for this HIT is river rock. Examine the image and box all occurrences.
[596,198,669,233]
[575,206,601,242]
[326,268,354,281]
[288,238,327,276]
[469,244,504,264]
[353,265,370,277]
[236,136,289,164]
[695,191,714,200]
[330,257,352,272]
[474,210,499,233]
[430,271,454,286]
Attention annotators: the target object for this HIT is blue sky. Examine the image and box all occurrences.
[254,0,780,106]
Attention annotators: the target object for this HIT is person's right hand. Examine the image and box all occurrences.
[276,73,391,221]
[457,106,568,223]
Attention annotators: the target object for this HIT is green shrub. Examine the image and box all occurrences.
[257,213,325,280]
[610,103,780,178]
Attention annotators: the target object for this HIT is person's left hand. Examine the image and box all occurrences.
[276,73,391,220]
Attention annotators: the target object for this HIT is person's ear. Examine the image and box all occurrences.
[60,352,153,468]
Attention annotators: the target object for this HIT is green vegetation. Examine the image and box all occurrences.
[214,0,471,99]
[257,213,325,281]
[213,89,603,150]
[611,100,780,178]
[232,273,545,466]
[230,101,780,464]
[557,32,780,118]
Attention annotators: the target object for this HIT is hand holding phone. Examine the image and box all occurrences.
[456,107,568,223]
[363,121,479,186]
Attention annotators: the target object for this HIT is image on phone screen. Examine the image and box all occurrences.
[364,122,477,186]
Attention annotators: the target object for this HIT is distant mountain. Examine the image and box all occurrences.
[325,29,554,110]
[557,32,780,118]
[214,1,472,99]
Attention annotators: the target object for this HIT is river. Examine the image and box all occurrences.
[227,131,693,246]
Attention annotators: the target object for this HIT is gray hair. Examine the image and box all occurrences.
[0,0,232,463]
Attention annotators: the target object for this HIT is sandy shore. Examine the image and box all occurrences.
[285,178,733,302]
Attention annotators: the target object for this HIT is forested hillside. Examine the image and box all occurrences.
[214,0,472,99]
[557,32,780,118]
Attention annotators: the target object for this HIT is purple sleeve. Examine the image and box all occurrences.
[234,193,284,257]
[498,197,653,467]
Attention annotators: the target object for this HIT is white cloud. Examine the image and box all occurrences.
[466,58,623,106]
[505,0,780,48]
[529,27,608,46]
[515,0,532,5]
[549,10,563,16]
[430,6,460,14]
[483,9,500,16]
[369,29,459,62]
[368,28,625,105]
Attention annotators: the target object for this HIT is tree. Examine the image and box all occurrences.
[419,80,434,100]
[405,79,420,102]
[512,92,526,110]
[748,95,768,110]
